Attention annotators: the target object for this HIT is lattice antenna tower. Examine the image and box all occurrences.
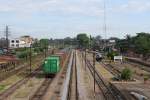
[103,0,107,48]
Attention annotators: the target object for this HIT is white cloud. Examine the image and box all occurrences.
[0,0,104,17]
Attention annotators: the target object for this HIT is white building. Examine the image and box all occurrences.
[9,39,20,48]
[9,36,34,48]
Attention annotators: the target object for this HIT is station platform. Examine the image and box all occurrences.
[77,51,105,100]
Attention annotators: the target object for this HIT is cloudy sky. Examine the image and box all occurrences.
[0,0,150,39]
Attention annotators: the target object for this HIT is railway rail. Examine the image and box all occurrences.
[125,61,150,72]
[0,67,41,100]
[0,53,45,82]
[86,60,125,100]
[30,78,53,100]
[101,61,121,77]
[101,61,149,81]
[67,51,78,100]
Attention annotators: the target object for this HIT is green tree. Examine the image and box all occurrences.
[64,37,72,45]
[107,51,119,60]
[91,35,103,50]
[116,34,133,54]
[77,33,90,48]
[133,33,150,59]
[32,38,40,48]
[40,39,49,49]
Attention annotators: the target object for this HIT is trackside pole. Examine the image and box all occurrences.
[85,49,86,71]
[93,51,96,97]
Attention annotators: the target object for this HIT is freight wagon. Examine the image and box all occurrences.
[42,51,67,76]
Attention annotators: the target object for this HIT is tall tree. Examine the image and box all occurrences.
[133,33,150,59]
[116,32,150,59]
[77,33,89,48]
[40,39,49,49]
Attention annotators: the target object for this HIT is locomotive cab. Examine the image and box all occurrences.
[96,53,103,62]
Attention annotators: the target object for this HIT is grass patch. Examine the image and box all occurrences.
[15,90,30,98]
[0,85,6,91]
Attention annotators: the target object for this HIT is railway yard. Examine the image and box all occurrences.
[1,0,150,99]
[0,49,150,100]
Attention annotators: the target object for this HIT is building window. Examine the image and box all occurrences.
[16,40,19,43]
[11,44,14,47]
[11,40,14,43]
[16,44,19,47]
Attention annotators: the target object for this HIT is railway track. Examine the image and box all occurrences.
[101,62,121,77]
[101,61,148,80]
[30,78,53,100]
[67,51,78,100]
[86,60,125,100]
[0,67,41,100]
[125,61,150,72]
[0,53,45,82]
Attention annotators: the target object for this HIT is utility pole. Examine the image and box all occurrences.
[89,35,91,50]
[82,50,83,66]
[5,25,9,52]
[93,50,96,94]
[45,40,47,58]
[25,47,27,61]
[103,0,107,52]
[85,49,87,70]
[29,44,32,74]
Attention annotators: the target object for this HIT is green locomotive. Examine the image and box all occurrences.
[42,52,66,75]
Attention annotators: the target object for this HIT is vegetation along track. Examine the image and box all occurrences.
[86,60,126,100]
[101,61,149,80]
[67,51,78,100]
[0,67,41,100]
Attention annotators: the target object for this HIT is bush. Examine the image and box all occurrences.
[34,48,41,53]
[144,75,150,82]
[38,47,44,52]
[15,48,27,52]
[107,51,119,60]
[17,51,29,59]
[121,68,132,80]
